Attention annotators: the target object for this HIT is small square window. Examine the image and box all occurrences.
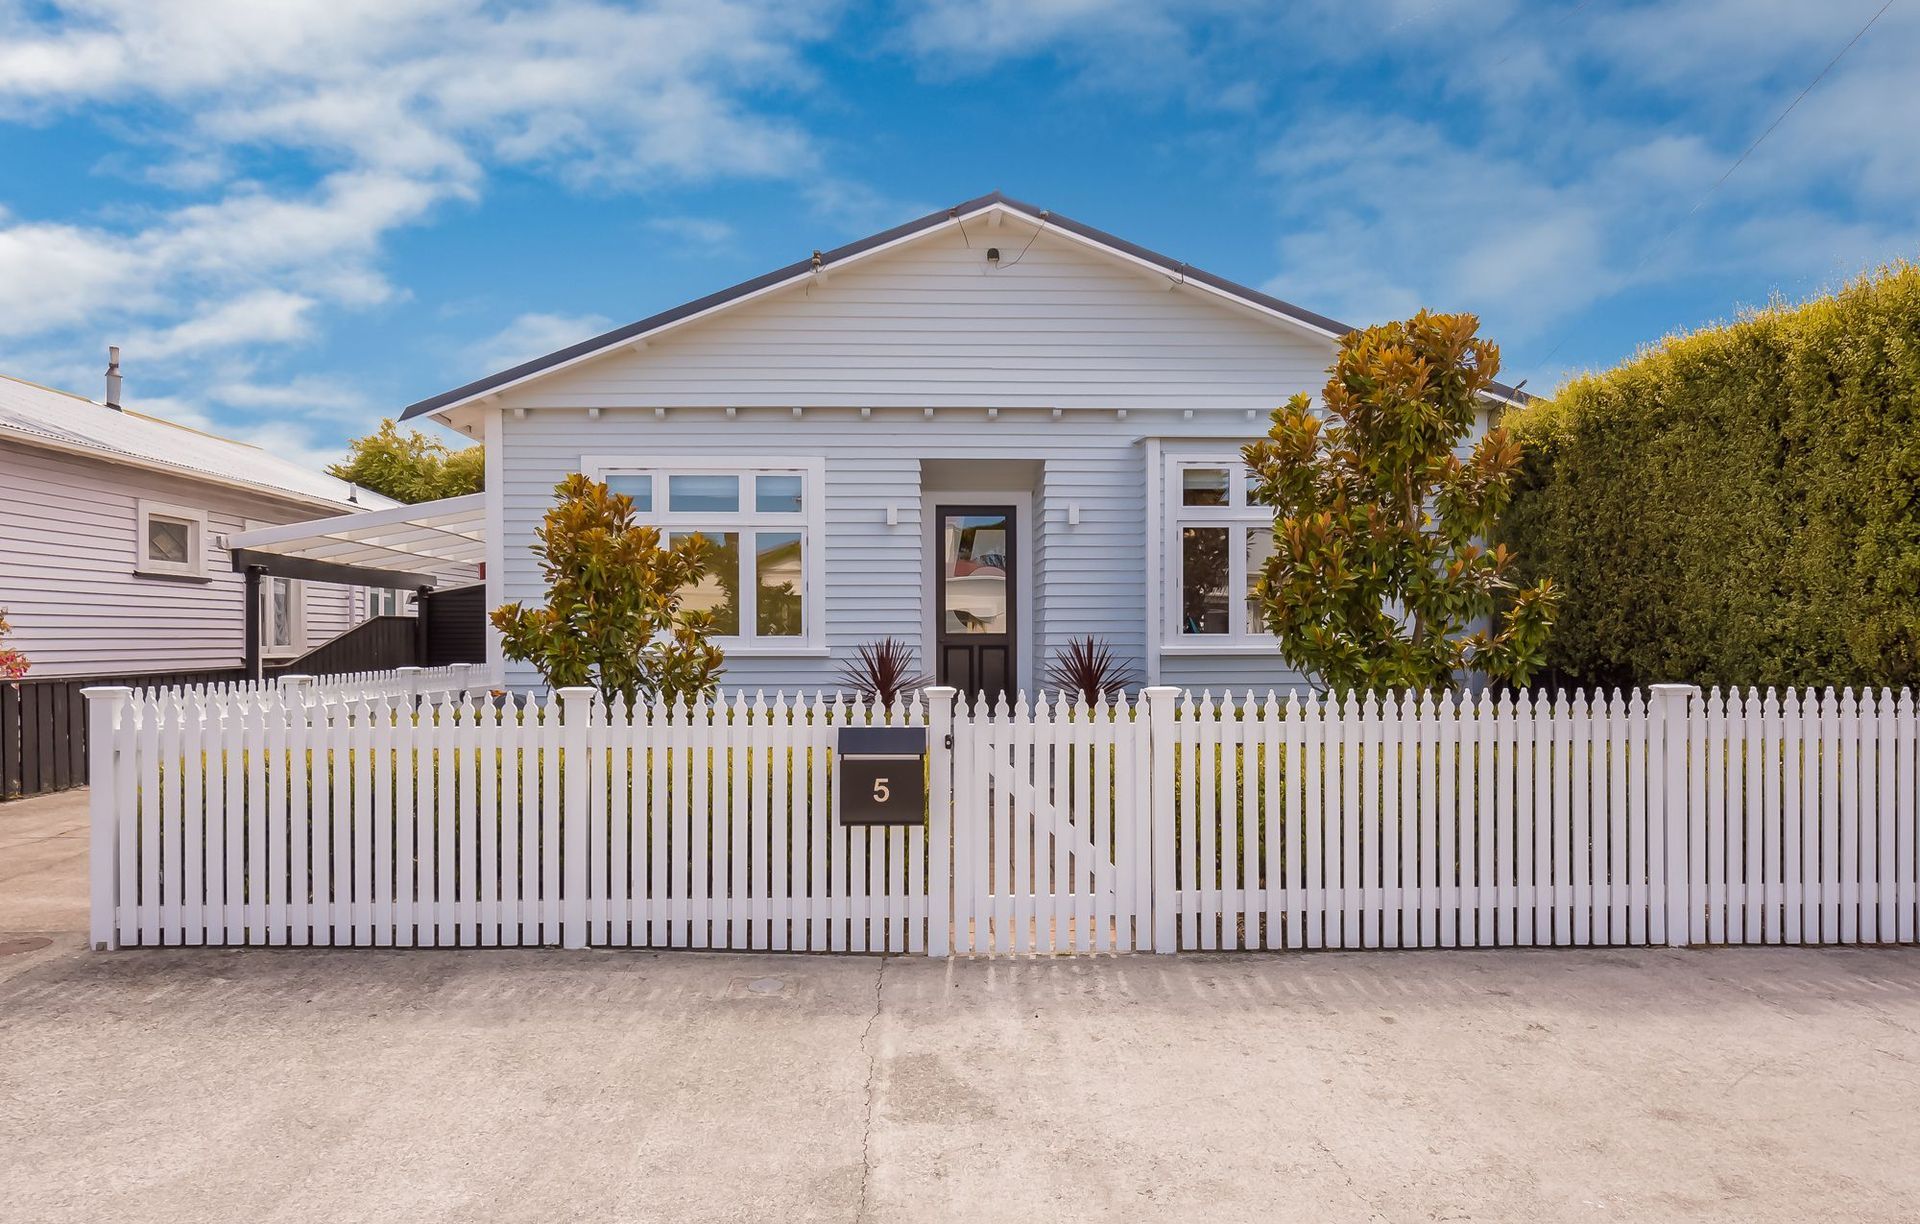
[136,501,206,578]
[669,474,739,513]
[147,517,192,566]
[1181,468,1229,507]
[605,474,652,512]
[755,474,804,514]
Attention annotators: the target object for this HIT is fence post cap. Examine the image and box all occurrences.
[80,685,135,701]
[396,666,425,674]
[555,685,596,702]
[277,674,315,688]
[1649,683,1701,703]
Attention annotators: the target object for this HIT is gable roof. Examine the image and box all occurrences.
[399,190,1531,420]
[0,372,392,513]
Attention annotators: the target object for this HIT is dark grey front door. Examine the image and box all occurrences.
[935,505,1015,700]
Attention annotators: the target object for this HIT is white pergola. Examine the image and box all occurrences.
[226,492,486,588]
[224,493,488,677]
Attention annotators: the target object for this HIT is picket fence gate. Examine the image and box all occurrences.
[83,683,1920,956]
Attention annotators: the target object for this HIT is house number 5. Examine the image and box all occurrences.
[872,778,890,803]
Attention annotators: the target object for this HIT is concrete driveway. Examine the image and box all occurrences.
[4,789,1919,1223]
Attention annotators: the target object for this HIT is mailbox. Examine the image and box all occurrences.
[836,726,928,826]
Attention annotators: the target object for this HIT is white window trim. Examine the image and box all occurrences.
[581,454,827,653]
[264,575,305,658]
[1161,455,1276,649]
[134,500,209,579]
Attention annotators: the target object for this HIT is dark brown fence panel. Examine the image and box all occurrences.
[286,616,420,677]
[3,667,262,801]
[422,584,486,667]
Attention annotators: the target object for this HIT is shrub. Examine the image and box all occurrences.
[837,638,927,706]
[0,608,26,679]
[1244,309,1558,692]
[492,474,724,705]
[1044,635,1140,703]
[1502,263,1920,688]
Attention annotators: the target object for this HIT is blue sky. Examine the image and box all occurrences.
[1,0,1914,466]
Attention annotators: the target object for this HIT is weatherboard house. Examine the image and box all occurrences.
[398,193,1524,696]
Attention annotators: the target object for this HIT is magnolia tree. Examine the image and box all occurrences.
[1243,310,1558,692]
[492,475,724,706]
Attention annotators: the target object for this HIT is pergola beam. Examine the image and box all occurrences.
[229,548,442,590]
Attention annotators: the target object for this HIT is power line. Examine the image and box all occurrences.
[1530,0,1897,372]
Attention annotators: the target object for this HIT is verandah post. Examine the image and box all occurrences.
[1144,686,1180,953]
[1652,684,1701,948]
[82,686,133,951]
[926,686,957,958]
[558,686,595,950]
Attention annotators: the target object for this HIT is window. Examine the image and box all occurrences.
[134,501,208,579]
[584,457,823,648]
[365,587,404,618]
[264,577,304,656]
[1166,459,1274,644]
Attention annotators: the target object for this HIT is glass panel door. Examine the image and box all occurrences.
[935,506,1015,700]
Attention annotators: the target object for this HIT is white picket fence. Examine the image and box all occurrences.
[1155,686,1918,951]
[82,682,1919,956]
[84,687,942,953]
[125,664,499,704]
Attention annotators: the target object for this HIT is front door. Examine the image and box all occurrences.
[935,505,1015,700]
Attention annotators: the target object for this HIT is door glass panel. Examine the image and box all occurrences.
[1181,468,1229,507]
[668,473,739,513]
[671,531,740,634]
[755,474,804,514]
[604,474,652,512]
[1181,526,1229,634]
[942,513,1009,635]
[755,531,804,636]
[1245,526,1274,635]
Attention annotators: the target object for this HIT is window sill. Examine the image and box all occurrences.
[132,569,212,584]
[1158,640,1285,656]
[714,644,832,658]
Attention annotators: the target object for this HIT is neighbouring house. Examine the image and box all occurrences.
[0,358,409,679]
[397,192,1526,696]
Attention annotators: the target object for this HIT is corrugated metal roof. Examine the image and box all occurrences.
[0,373,392,512]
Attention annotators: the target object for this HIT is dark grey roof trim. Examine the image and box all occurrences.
[400,190,1529,419]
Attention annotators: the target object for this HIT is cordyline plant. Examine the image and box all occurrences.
[837,637,928,707]
[0,608,27,680]
[492,474,724,707]
[1243,310,1559,693]
[1044,635,1140,704]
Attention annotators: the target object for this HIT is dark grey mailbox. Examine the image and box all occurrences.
[836,726,928,826]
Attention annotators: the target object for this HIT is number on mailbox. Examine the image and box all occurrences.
[837,726,928,826]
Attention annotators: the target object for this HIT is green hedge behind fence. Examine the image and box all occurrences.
[1501,264,1920,689]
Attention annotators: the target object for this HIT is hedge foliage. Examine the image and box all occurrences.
[1501,264,1920,689]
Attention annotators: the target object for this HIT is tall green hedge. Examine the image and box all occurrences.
[1502,264,1920,689]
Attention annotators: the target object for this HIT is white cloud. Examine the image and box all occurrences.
[1251,1,1920,365]
[207,374,373,418]
[126,290,318,359]
[462,311,616,377]
[0,0,860,472]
